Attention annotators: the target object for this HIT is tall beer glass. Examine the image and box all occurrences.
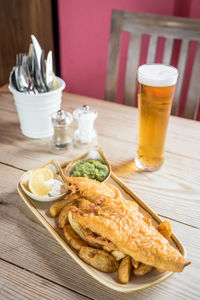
[135,64,178,171]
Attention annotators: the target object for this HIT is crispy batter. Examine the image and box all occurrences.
[80,225,117,251]
[70,195,189,272]
[132,219,173,273]
[68,211,101,249]
[63,176,123,203]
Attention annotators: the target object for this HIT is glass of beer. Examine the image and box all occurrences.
[135,64,178,171]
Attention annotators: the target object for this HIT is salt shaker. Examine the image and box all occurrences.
[73,105,98,145]
[51,109,73,149]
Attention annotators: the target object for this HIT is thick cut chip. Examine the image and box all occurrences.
[79,247,119,273]
[58,200,77,228]
[133,263,153,276]
[111,250,126,261]
[118,256,132,284]
[50,198,74,217]
[131,258,139,269]
[63,225,87,251]
[156,220,172,240]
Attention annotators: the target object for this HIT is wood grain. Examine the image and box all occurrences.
[0,86,200,299]
[123,33,141,106]
[162,38,173,65]
[105,10,200,119]
[0,164,199,300]
[184,42,200,119]
[0,88,199,227]
[172,40,190,116]
[105,10,123,102]
[0,260,90,300]
[0,0,55,86]
[146,35,157,64]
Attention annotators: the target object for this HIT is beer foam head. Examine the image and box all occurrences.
[138,64,178,87]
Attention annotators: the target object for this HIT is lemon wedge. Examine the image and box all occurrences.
[28,168,54,196]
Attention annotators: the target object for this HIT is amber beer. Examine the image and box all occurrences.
[135,64,178,171]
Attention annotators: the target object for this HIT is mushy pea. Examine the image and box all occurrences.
[70,159,109,182]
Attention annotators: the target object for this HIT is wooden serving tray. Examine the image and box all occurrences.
[17,163,186,293]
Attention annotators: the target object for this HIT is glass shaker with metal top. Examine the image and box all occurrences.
[73,105,98,145]
[51,109,73,149]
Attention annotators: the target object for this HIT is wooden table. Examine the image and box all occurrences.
[0,85,199,300]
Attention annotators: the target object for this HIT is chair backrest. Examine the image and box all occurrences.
[105,10,200,119]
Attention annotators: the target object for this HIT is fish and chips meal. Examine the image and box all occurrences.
[50,176,190,284]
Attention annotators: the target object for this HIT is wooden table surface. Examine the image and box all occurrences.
[0,85,199,300]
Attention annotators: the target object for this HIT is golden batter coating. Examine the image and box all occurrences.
[70,197,189,272]
[64,176,124,202]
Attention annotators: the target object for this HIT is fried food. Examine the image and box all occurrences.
[69,200,117,250]
[80,226,117,251]
[52,176,189,283]
[103,246,113,252]
[105,184,123,200]
[154,220,172,273]
[63,176,123,203]
[131,220,173,274]
[63,225,87,251]
[118,256,132,284]
[68,211,102,248]
[156,220,172,240]
[79,247,119,273]
[70,194,189,272]
[111,250,126,261]
[156,267,165,273]
[50,176,123,217]
[58,200,77,228]
[68,211,87,240]
[133,263,153,276]
[131,258,139,269]
[50,197,74,217]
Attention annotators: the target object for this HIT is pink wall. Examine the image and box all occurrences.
[58,0,200,109]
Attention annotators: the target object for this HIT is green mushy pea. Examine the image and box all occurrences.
[70,159,109,182]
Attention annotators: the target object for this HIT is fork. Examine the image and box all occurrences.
[15,53,35,94]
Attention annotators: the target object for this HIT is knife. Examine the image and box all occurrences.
[31,34,47,92]
[46,50,53,90]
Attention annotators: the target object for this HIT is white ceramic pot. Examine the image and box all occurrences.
[9,77,65,138]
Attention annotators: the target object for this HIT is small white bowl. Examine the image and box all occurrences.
[19,160,68,202]
[65,146,111,182]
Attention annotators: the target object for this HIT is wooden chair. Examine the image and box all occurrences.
[105,10,200,119]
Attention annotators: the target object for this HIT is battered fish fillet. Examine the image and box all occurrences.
[64,176,124,202]
[70,198,190,272]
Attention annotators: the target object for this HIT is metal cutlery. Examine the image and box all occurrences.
[31,35,48,93]
[9,67,18,90]
[46,50,54,90]
[9,34,58,94]
[41,49,49,91]
[15,53,34,94]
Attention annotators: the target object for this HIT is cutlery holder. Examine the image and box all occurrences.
[9,77,65,138]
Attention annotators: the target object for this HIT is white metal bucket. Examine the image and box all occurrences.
[9,77,65,138]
